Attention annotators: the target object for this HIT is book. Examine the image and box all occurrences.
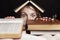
[0,18,24,38]
[14,0,44,13]
[27,18,60,30]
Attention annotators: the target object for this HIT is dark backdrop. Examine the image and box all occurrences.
[0,0,60,20]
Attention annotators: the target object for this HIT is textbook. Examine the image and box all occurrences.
[27,19,60,30]
[0,18,24,38]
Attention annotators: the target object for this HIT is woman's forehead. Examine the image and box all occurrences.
[21,6,36,13]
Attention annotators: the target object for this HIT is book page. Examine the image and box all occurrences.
[0,18,24,34]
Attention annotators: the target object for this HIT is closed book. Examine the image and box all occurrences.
[0,18,24,38]
[27,19,60,30]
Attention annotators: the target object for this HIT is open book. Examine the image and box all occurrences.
[0,18,24,38]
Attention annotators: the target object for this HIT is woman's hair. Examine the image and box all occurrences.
[17,4,41,18]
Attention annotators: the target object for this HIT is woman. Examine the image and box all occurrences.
[2,5,47,40]
[19,5,39,20]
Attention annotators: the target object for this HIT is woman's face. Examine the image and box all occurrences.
[20,6,37,20]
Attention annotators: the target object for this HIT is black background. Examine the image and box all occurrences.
[0,0,60,20]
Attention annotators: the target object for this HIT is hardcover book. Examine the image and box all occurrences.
[27,19,60,30]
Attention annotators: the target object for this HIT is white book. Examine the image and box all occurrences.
[0,18,24,38]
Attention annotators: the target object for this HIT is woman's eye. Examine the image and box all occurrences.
[22,14,26,17]
[21,13,27,17]
[31,13,36,17]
